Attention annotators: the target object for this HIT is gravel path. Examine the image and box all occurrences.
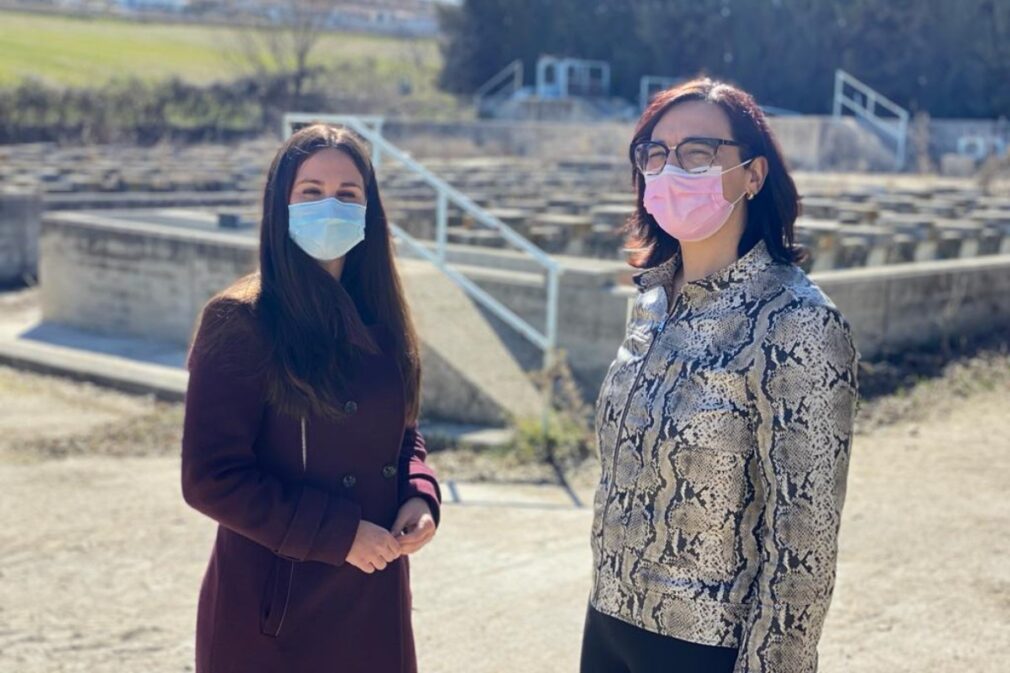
[0,354,1008,672]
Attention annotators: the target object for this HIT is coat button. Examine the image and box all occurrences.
[381,464,397,479]
[344,400,358,414]
[342,474,357,488]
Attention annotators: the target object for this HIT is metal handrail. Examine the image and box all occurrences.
[832,69,909,170]
[281,113,560,373]
[835,70,906,119]
[473,59,524,111]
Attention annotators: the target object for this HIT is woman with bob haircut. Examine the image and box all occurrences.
[181,123,440,673]
[583,77,860,673]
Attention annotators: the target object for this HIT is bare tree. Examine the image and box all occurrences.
[221,0,333,113]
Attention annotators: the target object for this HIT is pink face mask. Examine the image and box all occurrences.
[643,160,752,242]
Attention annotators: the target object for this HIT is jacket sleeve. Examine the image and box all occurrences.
[397,425,442,526]
[180,298,362,567]
[735,303,860,673]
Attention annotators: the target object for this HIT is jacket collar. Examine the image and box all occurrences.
[632,238,775,303]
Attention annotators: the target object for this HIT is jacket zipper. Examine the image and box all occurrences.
[269,417,308,637]
[598,292,683,561]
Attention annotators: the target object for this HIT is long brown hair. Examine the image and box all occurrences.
[194,124,422,424]
[625,77,806,269]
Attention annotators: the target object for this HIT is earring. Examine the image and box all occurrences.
[746,192,755,201]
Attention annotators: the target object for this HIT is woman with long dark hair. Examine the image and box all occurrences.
[583,78,860,672]
[181,123,440,672]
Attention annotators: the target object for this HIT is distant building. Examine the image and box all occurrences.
[118,0,190,12]
[14,0,450,36]
[323,1,440,37]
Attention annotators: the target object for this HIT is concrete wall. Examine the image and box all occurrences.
[39,212,257,343]
[385,117,905,172]
[815,256,1010,358]
[460,265,631,390]
[3,190,255,285]
[37,211,1010,405]
[0,189,43,285]
[928,118,1009,160]
[461,252,1010,390]
[44,191,257,212]
[390,116,1006,173]
[37,213,540,426]
[384,119,633,162]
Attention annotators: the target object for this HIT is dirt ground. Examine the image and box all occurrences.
[0,349,1008,673]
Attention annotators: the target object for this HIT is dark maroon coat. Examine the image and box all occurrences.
[181,297,441,673]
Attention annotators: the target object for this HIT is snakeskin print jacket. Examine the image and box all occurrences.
[590,238,860,673]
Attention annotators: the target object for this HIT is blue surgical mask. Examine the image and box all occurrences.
[287,197,367,261]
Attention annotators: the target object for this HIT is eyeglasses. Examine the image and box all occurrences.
[632,137,745,176]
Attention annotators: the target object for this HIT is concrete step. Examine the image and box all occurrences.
[398,257,544,427]
[0,324,519,446]
[421,422,515,452]
[0,333,188,401]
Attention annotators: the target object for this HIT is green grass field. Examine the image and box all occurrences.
[0,9,447,96]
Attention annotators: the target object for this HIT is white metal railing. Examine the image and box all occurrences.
[833,69,909,170]
[281,113,561,375]
[638,75,679,111]
[535,56,611,99]
[473,59,524,116]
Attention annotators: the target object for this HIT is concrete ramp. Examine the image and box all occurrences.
[398,257,542,427]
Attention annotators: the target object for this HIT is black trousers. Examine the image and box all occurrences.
[580,604,738,673]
